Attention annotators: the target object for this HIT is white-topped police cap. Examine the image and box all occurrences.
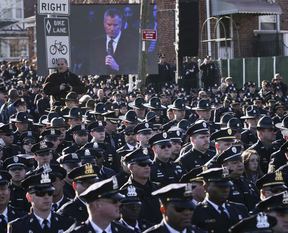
[186,120,209,136]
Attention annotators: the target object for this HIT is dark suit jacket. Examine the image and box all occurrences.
[143,220,206,233]
[67,220,134,233]
[8,212,75,233]
[192,200,249,233]
[87,31,139,75]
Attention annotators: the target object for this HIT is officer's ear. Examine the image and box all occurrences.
[26,192,32,203]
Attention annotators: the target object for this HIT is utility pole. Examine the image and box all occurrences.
[137,0,150,89]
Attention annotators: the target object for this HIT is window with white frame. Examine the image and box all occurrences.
[259,15,277,30]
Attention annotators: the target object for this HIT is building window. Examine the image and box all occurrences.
[9,39,28,58]
[259,15,277,30]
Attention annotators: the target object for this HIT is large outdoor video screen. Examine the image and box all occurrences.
[36,4,158,76]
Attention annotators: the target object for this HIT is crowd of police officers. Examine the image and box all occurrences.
[0,57,288,233]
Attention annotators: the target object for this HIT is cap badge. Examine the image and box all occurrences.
[232,147,237,153]
[93,142,98,149]
[40,141,47,149]
[275,170,283,181]
[163,132,167,138]
[43,163,52,172]
[145,123,149,128]
[81,124,85,130]
[84,149,91,156]
[143,148,148,155]
[256,213,270,229]
[176,131,180,136]
[51,129,55,135]
[202,165,208,172]
[40,172,51,184]
[184,184,193,197]
[0,175,2,180]
[227,129,232,135]
[72,153,78,159]
[202,122,207,128]
[127,185,137,197]
[206,103,209,107]
[27,131,32,137]
[282,191,288,204]
[222,167,229,178]
[99,121,103,127]
[13,156,19,163]
[84,164,94,175]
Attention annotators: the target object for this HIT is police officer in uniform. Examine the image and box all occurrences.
[256,191,288,233]
[240,106,260,149]
[144,183,205,233]
[3,156,30,212]
[192,167,249,233]
[205,128,236,169]
[57,163,100,224]
[67,177,134,233]
[118,184,153,232]
[149,132,183,187]
[121,148,162,224]
[256,170,287,200]
[176,120,214,172]
[162,98,188,131]
[63,124,89,154]
[217,145,260,211]
[8,171,75,233]
[0,170,26,233]
[248,116,278,173]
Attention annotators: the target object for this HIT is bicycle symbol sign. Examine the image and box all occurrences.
[44,17,70,69]
[49,40,68,55]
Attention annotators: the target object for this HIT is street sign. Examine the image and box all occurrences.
[142,29,157,41]
[38,0,70,15]
[44,17,70,68]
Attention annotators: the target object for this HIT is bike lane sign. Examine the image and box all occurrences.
[44,17,70,68]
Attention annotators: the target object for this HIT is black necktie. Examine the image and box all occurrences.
[42,219,49,231]
[218,205,229,220]
[0,215,6,231]
[107,39,114,55]
[102,231,107,233]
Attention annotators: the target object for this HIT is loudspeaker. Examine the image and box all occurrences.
[179,0,199,56]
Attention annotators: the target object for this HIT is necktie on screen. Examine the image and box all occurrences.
[107,39,114,55]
